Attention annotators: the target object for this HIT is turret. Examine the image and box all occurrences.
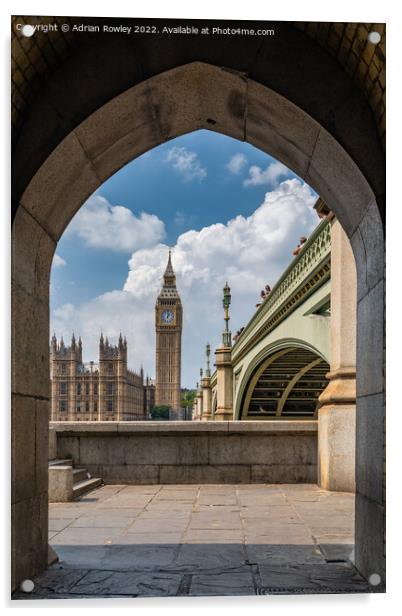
[50,333,57,355]
[163,249,176,287]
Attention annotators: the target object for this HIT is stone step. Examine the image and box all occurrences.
[49,458,72,467]
[73,477,102,499]
[73,468,89,483]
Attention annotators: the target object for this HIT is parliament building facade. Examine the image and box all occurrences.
[50,333,154,421]
[50,250,182,422]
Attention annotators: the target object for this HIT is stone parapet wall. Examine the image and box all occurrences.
[50,421,318,485]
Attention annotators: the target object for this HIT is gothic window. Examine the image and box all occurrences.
[60,400,67,412]
[108,363,113,374]
[85,401,89,412]
[107,382,113,396]
[85,383,90,396]
[76,403,81,413]
[60,363,66,374]
[60,382,67,395]
[77,383,81,395]
[94,401,98,412]
[94,383,98,395]
[107,400,114,413]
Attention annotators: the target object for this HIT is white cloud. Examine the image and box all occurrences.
[226,153,248,175]
[165,146,207,182]
[51,179,318,387]
[52,254,66,268]
[243,161,290,187]
[66,194,165,252]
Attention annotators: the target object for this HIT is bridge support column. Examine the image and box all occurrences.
[196,388,204,421]
[201,376,212,420]
[318,219,357,492]
[214,347,233,420]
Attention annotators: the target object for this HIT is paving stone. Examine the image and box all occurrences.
[100,544,178,569]
[240,505,294,517]
[119,485,160,493]
[237,495,287,507]
[48,531,59,540]
[49,546,109,568]
[71,570,182,597]
[188,512,242,530]
[50,506,90,518]
[163,484,201,490]
[115,532,183,545]
[258,563,369,593]
[70,516,136,528]
[24,484,360,598]
[190,571,255,596]
[319,544,354,562]
[145,501,195,511]
[48,518,74,531]
[174,544,246,570]
[105,496,155,508]
[50,526,124,545]
[33,565,89,594]
[241,515,300,528]
[88,507,143,517]
[154,490,198,499]
[198,494,238,506]
[313,533,355,543]
[127,517,189,533]
[245,544,325,565]
[183,529,244,543]
[195,504,242,513]
[245,532,314,545]
[136,510,191,520]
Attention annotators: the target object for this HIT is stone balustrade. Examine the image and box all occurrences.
[50,421,318,485]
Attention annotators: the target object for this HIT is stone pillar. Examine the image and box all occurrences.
[196,388,204,421]
[214,347,233,420]
[201,376,212,420]
[318,219,357,492]
[48,427,57,460]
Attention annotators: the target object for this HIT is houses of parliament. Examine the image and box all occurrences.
[50,251,183,421]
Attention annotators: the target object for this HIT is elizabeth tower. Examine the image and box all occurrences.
[155,250,182,410]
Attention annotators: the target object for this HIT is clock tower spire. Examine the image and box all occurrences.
[155,249,182,412]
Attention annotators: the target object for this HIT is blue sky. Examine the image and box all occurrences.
[50,129,318,387]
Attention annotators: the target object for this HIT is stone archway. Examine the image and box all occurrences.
[239,346,330,421]
[12,61,385,589]
[234,338,329,421]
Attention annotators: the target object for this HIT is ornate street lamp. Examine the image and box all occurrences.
[205,343,211,377]
[222,281,232,347]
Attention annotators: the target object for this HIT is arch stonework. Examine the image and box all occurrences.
[233,338,329,421]
[12,61,385,588]
[238,346,329,420]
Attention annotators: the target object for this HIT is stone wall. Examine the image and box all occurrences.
[51,421,318,485]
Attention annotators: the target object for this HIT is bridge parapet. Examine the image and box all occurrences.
[232,217,331,363]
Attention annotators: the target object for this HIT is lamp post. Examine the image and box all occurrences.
[222,282,232,348]
[205,343,211,377]
[214,282,234,420]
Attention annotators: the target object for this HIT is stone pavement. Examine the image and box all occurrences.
[14,483,372,599]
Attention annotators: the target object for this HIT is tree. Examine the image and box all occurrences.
[150,405,170,420]
[181,390,196,419]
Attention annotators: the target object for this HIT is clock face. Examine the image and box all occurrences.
[161,309,174,324]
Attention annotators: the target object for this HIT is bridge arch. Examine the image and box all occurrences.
[12,51,385,585]
[237,345,329,421]
[234,338,328,420]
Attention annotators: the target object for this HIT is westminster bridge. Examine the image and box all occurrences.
[193,212,357,494]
